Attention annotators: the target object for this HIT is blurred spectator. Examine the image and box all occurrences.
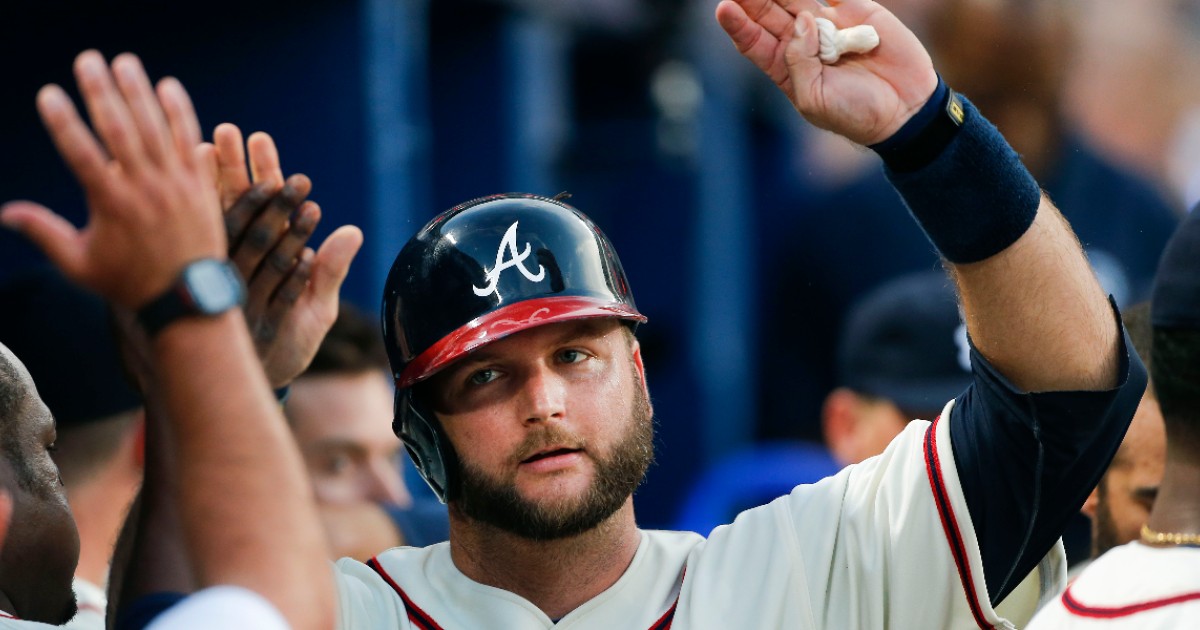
[1081,303,1166,560]
[823,271,970,466]
[0,267,143,630]
[1065,0,1200,211]
[284,303,447,559]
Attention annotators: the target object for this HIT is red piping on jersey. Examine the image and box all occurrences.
[1061,582,1200,618]
[924,416,994,630]
[367,556,685,629]
[367,557,446,630]
[0,610,15,619]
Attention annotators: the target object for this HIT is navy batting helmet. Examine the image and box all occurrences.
[382,193,645,501]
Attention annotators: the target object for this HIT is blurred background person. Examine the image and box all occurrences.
[822,271,971,467]
[285,303,447,560]
[1065,0,1200,212]
[0,267,144,630]
[1079,305,1167,563]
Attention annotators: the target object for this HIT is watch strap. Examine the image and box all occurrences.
[137,259,246,337]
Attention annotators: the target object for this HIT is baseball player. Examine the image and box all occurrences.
[1027,206,1200,628]
[329,2,1145,629]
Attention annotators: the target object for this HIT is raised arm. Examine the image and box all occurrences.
[1,51,336,630]
[716,0,1119,391]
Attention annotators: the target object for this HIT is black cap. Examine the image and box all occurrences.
[838,270,971,414]
[0,266,141,426]
[1152,204,1200,329]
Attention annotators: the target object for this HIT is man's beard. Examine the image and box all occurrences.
[1091,478,1121,558]
[451,381,654,541]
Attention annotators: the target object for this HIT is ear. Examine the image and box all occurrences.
[1081,482,1101,520]
[629,339,652,409]
[822,388,862,466]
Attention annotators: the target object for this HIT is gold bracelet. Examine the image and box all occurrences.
[1141,523,1200,546]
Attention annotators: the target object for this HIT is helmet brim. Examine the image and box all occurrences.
[395,295,646,389]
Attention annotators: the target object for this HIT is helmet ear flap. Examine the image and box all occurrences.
[394,388,459,504]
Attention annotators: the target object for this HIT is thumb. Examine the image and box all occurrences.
[0,201,86,279]
[309,225,363,303]
[784,12,823,96]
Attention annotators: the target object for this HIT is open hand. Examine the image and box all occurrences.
[1,51,225,308]
[715,0,937,145]
[199,124,363,388]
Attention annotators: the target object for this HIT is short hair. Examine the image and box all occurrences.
[0,350,39,494]
[1150,326,1200,447]
[0,349,22,421]
[302,302,390,377]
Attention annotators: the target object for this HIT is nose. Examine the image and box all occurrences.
[364,457,410,507]
[521,364,567,424]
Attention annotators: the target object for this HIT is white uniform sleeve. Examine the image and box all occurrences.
[143,586,290,630]
[333,557,412,629]
[678,400,1065,629]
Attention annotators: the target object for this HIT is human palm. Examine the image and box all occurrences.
[716,0,937,145]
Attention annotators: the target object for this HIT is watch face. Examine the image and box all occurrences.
[184,260,246,314]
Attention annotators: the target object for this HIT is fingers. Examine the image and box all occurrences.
[0,202,86,279]
[308,225,363,305]
[214,123,251,209]
[245,200,321,317]
[34,85,110,192]
[111,54,174,165]
[784,12,822,83]
[229,174,314,278]
[247,132,283,189]
[156,77,202,166]
[196,142,219,189]
[73,50,146,170]
[716,1,791,88]
[262,248,316,330]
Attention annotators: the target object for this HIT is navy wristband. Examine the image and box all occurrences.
[879,92,1040,264]
[870,76,964,173]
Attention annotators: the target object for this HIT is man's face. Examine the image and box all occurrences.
[425,319,653,540]
[287,370,410,507]
[0,346,79,624]
[1084,393,1166,558]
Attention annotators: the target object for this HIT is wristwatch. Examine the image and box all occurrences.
[137,258,247,337]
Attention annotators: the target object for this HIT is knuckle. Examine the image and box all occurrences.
[267,251,295,273]
[244,224,275,250]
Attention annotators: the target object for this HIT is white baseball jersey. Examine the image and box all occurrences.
[335,401,1066,629]
[0,615,59,629]
[1027,542,1200,628]
[144,586,290,630]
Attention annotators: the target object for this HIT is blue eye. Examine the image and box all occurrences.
[469,369,499,385]
[559,349,586,363]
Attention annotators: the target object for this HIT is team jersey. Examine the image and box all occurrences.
[143,587,290,630]
[0,616,59,629]
[1027,542,1200,628]
[335,402,1065,629]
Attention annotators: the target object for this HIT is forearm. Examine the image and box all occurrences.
[950,200,1119,393]
[153,312,333,630]
[108,396,195,628]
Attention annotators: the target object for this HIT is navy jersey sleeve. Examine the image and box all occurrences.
[948,300,1146,605]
